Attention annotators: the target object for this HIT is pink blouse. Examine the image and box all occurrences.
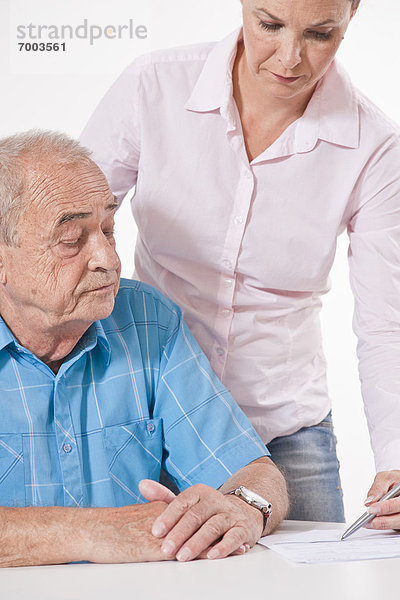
[81,29,400,472]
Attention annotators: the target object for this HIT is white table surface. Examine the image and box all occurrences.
[1,520,398,600]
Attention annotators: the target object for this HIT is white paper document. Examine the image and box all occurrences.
[259,528,400,564]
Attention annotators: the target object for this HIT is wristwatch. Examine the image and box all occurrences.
[226,486,272,530]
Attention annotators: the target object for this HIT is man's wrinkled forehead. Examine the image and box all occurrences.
[24,160,117,225]
[55,198,118,228]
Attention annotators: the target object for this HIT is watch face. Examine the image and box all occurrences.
[240,486,272,510]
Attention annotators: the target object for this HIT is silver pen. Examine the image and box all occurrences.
[341,482,400,540]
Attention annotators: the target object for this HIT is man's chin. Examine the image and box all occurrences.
[79,293,116,323]
[74,279,119,322]
[92,295,117,321]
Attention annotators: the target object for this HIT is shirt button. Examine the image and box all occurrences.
[216,347,225,356]
[224,279,234,287]
[222,259,233,270]
[221,309,231,317]
[63,443,72,454]
[147,423,155,433]
[234,216,244,225]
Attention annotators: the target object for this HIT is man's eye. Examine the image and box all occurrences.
[103,230,115,238]
[57,239,81,258]
[61,240,80,247]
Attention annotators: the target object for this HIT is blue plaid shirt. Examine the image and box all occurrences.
[0,279,267,508]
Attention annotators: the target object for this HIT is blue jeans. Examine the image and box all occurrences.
[267,411,345,522]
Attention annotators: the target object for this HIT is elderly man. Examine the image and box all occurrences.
[0,131,288,568]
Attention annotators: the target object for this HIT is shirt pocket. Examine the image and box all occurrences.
[0,434,26,507]
[103,418,163,507]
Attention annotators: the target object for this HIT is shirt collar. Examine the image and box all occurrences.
[295,60,360,152]
[62,320,111,368]
[0,315,111,365]
[93,319,111,362]
[0,317,15,351]
[185,28,241,114]
[185,28,359,151]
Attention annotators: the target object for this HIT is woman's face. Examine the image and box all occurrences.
[240,0,356,100]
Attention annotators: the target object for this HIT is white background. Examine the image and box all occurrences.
[0,0,399,521]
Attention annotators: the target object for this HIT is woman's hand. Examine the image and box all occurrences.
[364,470,400,531]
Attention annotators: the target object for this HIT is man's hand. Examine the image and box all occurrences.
[0,456,287,567]
[81,501,170,564]
[140,479,264,562]
[363,470,400,531]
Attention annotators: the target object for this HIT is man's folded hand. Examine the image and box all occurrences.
[139,480,263,562]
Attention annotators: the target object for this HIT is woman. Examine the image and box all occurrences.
[81,0,400,525]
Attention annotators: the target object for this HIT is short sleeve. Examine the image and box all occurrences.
[154,308,268,491]
[80,59,142,202]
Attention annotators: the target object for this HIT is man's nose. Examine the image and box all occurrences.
[88,232,121,273]
[276,32,302,71]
